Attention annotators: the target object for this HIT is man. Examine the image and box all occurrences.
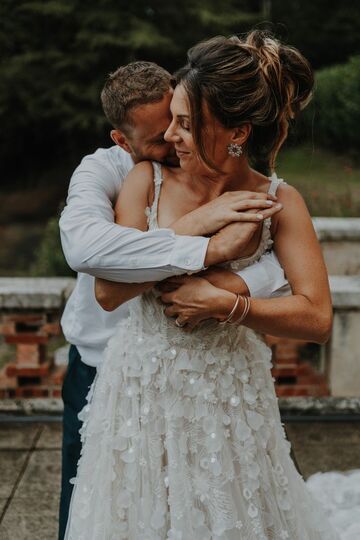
[58,61,289,539]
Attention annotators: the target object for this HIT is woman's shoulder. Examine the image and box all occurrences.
[125,160,155,182]
[271,181,310,234]
[275,181,306,206]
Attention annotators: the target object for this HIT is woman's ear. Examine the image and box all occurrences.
[110,129,132,154]
[230,123,252,146]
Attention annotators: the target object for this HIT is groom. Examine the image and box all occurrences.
[58,61,290,539]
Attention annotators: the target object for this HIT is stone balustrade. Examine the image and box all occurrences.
[313,218,360,275]
[0,218,359,399]
[0,278,75,398]
[328,276,360,396]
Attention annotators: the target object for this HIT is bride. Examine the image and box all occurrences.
[65,31,340,539]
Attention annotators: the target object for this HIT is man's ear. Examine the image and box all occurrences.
[110,129,132,154]
[230,123,252,146]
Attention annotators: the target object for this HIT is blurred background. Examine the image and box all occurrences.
[0,0,359,277]
[0,2,360,539]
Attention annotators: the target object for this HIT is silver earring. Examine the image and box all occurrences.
[227,143,243,157]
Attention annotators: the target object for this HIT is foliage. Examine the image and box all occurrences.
[0,0,262,188]
[1,0,359,222]
[271,0,360,69]
[277,145,360,217]
[30,216,74,276]
[297,56,360,155]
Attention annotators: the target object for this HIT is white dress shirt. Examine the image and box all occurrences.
[60,146,290,367]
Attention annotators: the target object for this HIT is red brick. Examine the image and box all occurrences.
[5,334,49,345]
[15,387,49,398]
[41,322,61,335]
[0,367,17,389]
[0,322,16,334]
[275,383,329,397]
[6,359,53,378]
[16,344,47,365]
[2,314,45,324]
[52,389,62,398]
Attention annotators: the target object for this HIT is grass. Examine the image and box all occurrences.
[276,145,360,216]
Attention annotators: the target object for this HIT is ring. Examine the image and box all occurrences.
[175,318,186,328]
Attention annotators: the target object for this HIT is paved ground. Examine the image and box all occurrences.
[0,420,360,539]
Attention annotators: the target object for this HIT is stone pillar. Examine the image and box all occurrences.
[0,278,75,398]
[328,276,360,396]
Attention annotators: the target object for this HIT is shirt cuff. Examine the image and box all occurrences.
[170,235,210,273]
[237,262,289,298]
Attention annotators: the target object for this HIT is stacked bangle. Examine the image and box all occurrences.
[219,293,251,325]
[219,293,241,325]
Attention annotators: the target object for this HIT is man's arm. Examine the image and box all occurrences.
[59,147,282,284]
[59,147,209,283]
[226,251,291,298]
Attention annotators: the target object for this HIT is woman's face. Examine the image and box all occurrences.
[164,84,234,176]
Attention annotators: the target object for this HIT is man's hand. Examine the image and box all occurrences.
[205,202,282,267]
[158,275,236,330]
[170,191,281,237]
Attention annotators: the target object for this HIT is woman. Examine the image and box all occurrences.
[65,31,339,539]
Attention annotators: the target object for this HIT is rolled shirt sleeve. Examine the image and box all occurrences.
[236,251,292,298]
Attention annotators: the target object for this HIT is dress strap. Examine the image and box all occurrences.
[260,172,287,253]
[145,161,163,230]
[267,171,285,196]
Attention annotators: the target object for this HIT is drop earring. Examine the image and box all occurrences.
[227,143,243,157]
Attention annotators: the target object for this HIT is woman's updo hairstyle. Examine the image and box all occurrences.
[174,29,314,174]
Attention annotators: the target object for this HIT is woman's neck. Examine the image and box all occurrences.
[187,160,268,202]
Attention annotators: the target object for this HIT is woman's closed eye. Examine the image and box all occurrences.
[179,120,190,131]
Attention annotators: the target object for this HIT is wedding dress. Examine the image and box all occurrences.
[306,469,360,540]
[65,163,340,539]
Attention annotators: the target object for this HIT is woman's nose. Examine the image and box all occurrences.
[164,121,180,143]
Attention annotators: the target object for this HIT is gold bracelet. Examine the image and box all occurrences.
[228,295,251,325]
[219,293,240,325]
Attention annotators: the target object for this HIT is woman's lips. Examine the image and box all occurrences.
[175,148,190,157]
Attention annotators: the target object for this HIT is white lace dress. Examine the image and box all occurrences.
[65,163,340,540]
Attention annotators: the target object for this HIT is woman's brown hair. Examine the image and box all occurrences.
[174,30,314,174]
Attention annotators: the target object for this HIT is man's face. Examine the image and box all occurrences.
[122,90,179,166]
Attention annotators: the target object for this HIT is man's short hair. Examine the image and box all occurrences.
[101,61,172,132]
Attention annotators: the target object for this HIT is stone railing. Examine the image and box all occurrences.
[0,218,359,399]
[313,217,360,275]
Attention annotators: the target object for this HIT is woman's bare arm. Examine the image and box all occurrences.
[161,185,332,344]
[242,184,332,342]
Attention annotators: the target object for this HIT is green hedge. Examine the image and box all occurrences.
[299,56,360,155]
[31,217,74,277]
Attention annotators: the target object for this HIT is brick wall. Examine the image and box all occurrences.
[0,313,329,398]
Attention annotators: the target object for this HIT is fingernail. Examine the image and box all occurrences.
[276,203,283,209]
[266,201,273,205]
[256,213,264,219]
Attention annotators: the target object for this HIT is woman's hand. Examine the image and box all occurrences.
[158,275,237,330]
[170,191,283,237]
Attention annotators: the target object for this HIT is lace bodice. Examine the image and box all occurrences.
[145,161,284,272]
